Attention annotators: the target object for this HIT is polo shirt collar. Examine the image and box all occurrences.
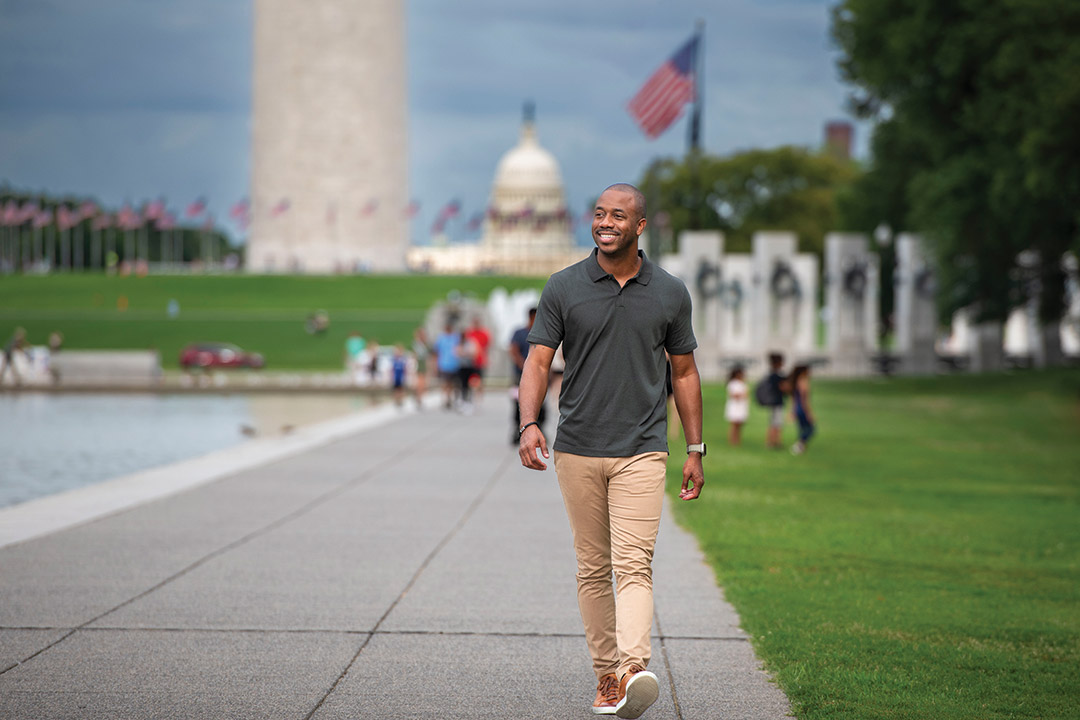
[585,248,654,285]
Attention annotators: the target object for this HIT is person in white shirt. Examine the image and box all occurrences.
[724,365,749,446]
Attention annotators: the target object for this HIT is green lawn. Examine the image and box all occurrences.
[0,274,546,368]
[668,370,1080,719]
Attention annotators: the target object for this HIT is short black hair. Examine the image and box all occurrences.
[602,183,646,219]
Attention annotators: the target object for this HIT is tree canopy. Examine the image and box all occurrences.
[832,0,1080,323]
[641,146,856,256]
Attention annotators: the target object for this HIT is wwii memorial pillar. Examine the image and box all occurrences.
[248,0,408,273]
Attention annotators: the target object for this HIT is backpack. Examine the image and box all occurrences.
[755,377,781,407]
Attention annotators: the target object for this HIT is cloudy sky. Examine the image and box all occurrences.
[0,0,867,246]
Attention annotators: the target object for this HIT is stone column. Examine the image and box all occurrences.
[894,233,938,374]
[673,230,724,380]
[824,233,878,375]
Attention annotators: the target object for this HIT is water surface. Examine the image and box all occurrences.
[0,393,373,509]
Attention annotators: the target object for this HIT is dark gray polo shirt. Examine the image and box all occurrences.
[528,248,697,457]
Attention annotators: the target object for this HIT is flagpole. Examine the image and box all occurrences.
[688,18,704,154]
[687,19,705,230]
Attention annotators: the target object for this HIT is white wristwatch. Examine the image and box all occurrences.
[686,443,706,456]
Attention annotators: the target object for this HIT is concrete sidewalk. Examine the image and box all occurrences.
[0,392,791,719]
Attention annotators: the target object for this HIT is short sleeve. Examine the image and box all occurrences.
[527,279,564,349]
[665,282,697,355]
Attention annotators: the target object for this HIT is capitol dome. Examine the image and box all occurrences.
[406,103,579,276]
[493,123,563,191]
[482,103,573,265]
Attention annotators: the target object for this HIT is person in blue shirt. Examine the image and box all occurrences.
[434,324,461,410]
[391,344,409,406]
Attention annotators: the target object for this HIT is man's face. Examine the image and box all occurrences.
[592,189,646,257]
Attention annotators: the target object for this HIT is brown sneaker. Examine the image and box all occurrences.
[615,664,659,719]
[592,673,619,715]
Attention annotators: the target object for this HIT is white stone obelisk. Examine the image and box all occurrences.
[248,0,408,273]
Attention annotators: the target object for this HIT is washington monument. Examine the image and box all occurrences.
[247,0,408,273]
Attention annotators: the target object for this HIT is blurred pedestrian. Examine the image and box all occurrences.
[1,327,28,386]
[756,352,787,449]
[463,315,491,402]
[47,331,64,385]
[509,307,546,444]
[391,344,409,407]
[790,364,816,455]
[518,183,704,718]
[724,365,749,446]
[344,331,366,385]
[412,327,432,408]
[435,323,461,410]
[367,340,381,385]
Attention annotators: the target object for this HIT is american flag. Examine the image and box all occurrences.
[156,212,177,231]
[360,198,379,218]
[403,201,420,218]
[56,206,77,231]
[465,212,484,232]
[185,197,207,219]
[438,199,461,220]
[229,199,251,230]
[144,198,166,221]
[270,198,290,218]
[117,205,142,230]
[1,200,19,226]
[33,209,53,229]
[229,198,249,220]
[627,34,699,139]
[19,202,39,224]
[77,201,99,220]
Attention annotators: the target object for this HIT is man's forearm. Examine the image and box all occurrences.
[671,372,703,445]
[518,356,550,424]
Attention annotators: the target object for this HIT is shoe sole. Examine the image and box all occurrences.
[615,671,659,719]
[592,705,617,715]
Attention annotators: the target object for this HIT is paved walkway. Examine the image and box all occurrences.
[0,393,791,719]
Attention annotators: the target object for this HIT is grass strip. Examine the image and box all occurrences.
[668,370,1080,719]
[0,273,546,369]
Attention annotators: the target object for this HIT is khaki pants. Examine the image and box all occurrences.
[553,451,667,680]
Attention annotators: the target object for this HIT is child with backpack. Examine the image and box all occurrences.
[755,352,788,449]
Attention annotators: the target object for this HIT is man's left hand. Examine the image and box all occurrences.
[680,454,704,500]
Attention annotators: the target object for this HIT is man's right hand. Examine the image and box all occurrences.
[518,425,549,471]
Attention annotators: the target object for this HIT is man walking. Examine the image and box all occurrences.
[517,183,705,718]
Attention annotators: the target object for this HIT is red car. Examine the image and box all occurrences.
[179,342,265,370]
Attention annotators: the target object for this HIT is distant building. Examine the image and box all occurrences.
[824,120,853,162]
[407,104,582,275]
[246,0,408,274]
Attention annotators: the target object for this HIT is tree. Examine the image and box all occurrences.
[832,0,1080,326]
[641,146,856,256]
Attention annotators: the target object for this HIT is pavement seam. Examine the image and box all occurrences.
[302,452,512,720]
[0,624,749,642]
[654,612,686,720]
[0,423,449,679]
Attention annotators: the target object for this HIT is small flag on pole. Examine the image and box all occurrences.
[627,34,699,139]
[185,197,207,219]
[270,198,291,218]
